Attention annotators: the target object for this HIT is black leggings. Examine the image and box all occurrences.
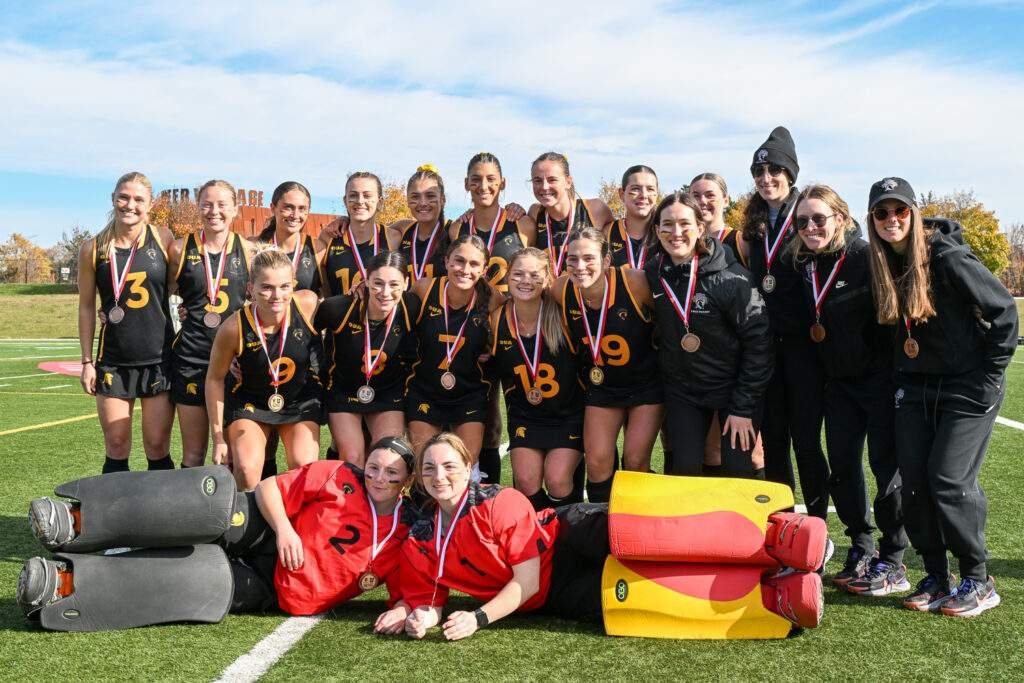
[220,492,279,612]
[664,400,762,478]
[541,503,610,623]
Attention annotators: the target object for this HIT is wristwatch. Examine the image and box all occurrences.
[474,607,489,629]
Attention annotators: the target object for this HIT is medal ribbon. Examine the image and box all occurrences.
[411,221,443,281]
[470,209,505,253]
[434,487,470,581]
[658,254,700,331]
[365,490,403,564]
[347,224,380,279]
[810,251,847,319]
[546,203,575,276]
[577,277,609,367]
[363,305,398,384]
[108,230,142,305]
[511,301,544,386]
[622,220,647,269]
[201,230,229,309]
[272,232,303,273]
[442,282,477,371]
[762,201,798,274]
[715,227,730,242]
[252,303,290,389]
[903,315,913,339]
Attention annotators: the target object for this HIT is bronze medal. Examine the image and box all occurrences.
[358,571,380,591]
[107,305,125,324]
[526,387,543,405]
[761,274,776,293]
[440,371,456,390]
[810,322,826,343]
[681,332,701,353]
[356,385,375,404]
[267,392,285,412]
[203,311,222,328]
[903,338,919,359]
[589,366,605,385]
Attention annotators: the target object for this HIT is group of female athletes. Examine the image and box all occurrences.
[75,126,1017,628]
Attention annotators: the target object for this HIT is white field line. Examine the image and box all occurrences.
[0,338,78,342]
[0,354,77,361]
[40,384,73,390]
[214,615,324,683]
[0,372,57,381]
[0,384,9,388]
[996,416,1024,431]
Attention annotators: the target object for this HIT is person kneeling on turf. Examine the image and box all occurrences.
[17,437,419,631]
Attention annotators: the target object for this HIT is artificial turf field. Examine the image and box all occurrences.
[0,336,1022,682]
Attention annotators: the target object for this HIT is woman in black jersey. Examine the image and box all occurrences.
[608,165,658,271]
[389,165,451,284]
[865,177,1016,617]
[314,252,419,466]
[256,181,325,293]
[786,184,908,594]
[489,247,584,509]
[741,127,829,520]
[77,172,176,474]
[528,152,614,278]
[644,193,772,478]
[168,179,255,468]
[404,235,503,465]
[689,172,766,476]
[318,172,385,297]
[451,152,538,485]
[207,249,323,491]
[551,228,663,503]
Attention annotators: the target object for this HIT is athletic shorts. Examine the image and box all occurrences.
[584,381,663,409]
[405,387,487,428]
[170,359,208,407]
[95,361,170,399]
[507,410,584,452]
[225,391,323,427]
[326,380,405,414]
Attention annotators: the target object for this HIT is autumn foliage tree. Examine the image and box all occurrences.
[724,190,753,231]
[599,180,625,220]
[919,190,1009,276]
[149,192,203,238]
[47,226,92,283]
[0,233,54,283]
[377,181,413,226]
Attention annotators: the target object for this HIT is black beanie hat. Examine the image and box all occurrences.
[751,126,799,182]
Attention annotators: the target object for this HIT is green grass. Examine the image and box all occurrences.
[0,295,79,338]
[0,341,1022,681]
[0,284,78,295]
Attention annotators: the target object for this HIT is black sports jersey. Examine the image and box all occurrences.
[456,210,526,292]
[745,190,808,336]
[94,225,171,366]
[397,221,449,283]
[323,224,384,296]
[607,218,650,270]
[489,300,583,417]
[229,300,321,405]
[715,227,746,267]
[560,266,658,390]
[258,227,323,293]
[408,277,492,401]
[172,231,249,365]
[315,292,420,395]
[536,198,596,276]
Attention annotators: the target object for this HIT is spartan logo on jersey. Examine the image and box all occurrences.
[503,236,514,245]
[244,403,255,412]
[515,426,526,438]
[103,372,113,386]
[472,314,483,327]
[418,403,430,414]
[616,308,628,320]
[186,383,198,395]
[146,247,158,259]
[302,256,312,267]
[231,256,242,270]
[293,328,305,340]
[693,293,709,311]
[756,149,769,163]
[881,178,899,191]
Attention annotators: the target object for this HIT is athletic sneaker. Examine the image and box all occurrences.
[28,497,76,550]
[16,556,65,618]
[939,576,1001,617]
[832,547,874,588]
[845,560,911,596]
[902,573,956,612]
[815,538,835,576]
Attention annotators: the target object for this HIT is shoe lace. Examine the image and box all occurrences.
[864,561,891,580]
[953,577,978,597]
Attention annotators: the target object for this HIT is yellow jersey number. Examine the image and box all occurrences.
[581,334,630,366]
[333,268,364,295]
[513,362,559,398]
[205,277,230,313]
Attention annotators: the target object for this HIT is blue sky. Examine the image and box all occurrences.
[2,0,1023,246]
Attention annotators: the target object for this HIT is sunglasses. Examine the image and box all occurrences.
[795,214,834,230]
[750,163,785,178]
[871,205,911,222]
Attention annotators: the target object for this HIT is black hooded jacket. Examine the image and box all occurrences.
[795,236,892,379]
[644,239,773,417]
[888,218,1018,378]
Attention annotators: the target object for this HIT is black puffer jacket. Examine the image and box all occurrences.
[795,236,892,379]
[889,218,1018,378]
[644,239,773,417]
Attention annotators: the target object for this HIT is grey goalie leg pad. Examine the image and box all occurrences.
[38,545,233,632]
[52,466,237,552]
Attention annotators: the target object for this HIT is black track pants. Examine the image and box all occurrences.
[824,372,906,563]
[665,400,761,478]
[894,371,1002,582]
[542,503,609,623]
[762,338,829,518]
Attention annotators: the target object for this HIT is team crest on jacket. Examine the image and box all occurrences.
[756,149,768,163]
[693,293,709,311]
[881,178,898,191]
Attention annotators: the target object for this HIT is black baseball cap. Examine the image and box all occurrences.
[868,177,916,210]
